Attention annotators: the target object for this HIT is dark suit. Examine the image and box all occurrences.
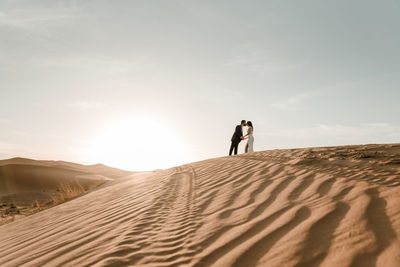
[229,125,243,155]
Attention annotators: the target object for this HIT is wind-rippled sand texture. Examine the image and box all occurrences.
[1,144,400,266]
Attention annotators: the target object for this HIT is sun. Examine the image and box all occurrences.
[90,118,187,171]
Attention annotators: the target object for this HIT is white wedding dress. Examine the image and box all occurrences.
[247,127,254,152]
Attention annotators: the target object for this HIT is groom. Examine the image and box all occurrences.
[229,120,246,156]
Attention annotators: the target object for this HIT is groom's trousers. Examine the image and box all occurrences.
[229,141,239,156]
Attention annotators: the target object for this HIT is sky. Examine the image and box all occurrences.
[1,0,400,171]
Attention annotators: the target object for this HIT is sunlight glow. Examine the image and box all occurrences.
[90,118,187,171]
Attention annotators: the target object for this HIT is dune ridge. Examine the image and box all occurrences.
[1,144,400,266]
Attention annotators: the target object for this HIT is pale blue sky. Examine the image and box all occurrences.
[1,0,399,170]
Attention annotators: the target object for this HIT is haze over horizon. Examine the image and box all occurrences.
[1,0,399,170]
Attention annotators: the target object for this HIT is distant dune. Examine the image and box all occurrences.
[1,144,400,266]
[0,158,132,224]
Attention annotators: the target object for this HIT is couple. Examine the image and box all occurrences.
[229,120,254,156]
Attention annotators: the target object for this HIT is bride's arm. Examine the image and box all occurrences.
[242,128,250,139]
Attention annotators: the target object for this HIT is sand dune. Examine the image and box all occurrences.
[1,144,400,266]
[0,158,132,224]
[0,157,132,179]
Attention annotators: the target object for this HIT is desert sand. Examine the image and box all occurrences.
[1,144,400,266]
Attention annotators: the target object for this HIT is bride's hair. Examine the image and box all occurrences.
[247,121,254,129]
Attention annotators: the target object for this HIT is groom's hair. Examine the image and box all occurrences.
[241,120,246,124]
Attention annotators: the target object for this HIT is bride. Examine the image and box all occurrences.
[243,121,254,153]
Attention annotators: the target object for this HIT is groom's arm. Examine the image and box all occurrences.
[235,125,242,139]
